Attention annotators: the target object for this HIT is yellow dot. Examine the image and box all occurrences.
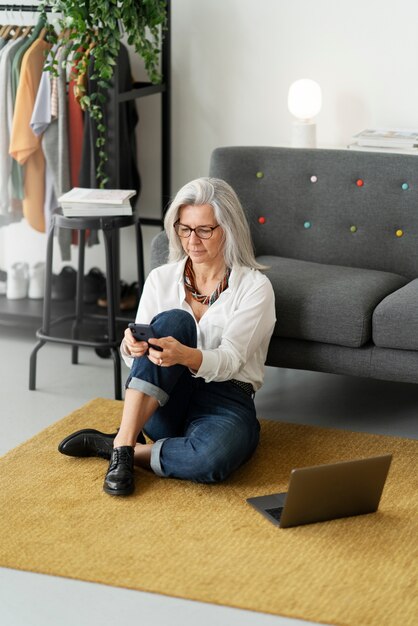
[256,171,264,179]
[350,225,357,233]
[395,229,404,237]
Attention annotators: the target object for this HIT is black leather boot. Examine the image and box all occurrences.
[103,446,135,496]
[58,429,145,459]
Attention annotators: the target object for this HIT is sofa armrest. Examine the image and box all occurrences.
[150,231,169,270]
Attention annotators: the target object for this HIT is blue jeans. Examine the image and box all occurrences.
[125,309,260,483]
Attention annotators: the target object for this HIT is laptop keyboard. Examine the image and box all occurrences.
[265,506,284,522]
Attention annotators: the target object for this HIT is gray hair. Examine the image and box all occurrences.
[164,177,266,269]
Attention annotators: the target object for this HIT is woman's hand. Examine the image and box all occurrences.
[123,327,149,358]
[148,337,203,371]
[147,336,184,367]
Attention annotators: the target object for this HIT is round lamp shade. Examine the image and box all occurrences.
[288,79,322,120]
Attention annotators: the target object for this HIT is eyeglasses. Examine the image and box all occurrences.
[174,221,220,239]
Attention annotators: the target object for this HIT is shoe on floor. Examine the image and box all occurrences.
[6,262,29,299]
[120,281,140,310]
[97,280,140,310]
[58,428,146,460]
[51,265,76,300]
[28,262,45,299]
[0,268,6,294]
[103,446,135,496]
[83,267,106,304]
[97,279,129,308]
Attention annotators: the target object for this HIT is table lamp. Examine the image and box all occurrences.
[288,79,322,148]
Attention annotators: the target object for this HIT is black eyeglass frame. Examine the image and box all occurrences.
[173,221,221,239]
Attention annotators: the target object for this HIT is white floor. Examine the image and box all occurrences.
[1,323,417,626]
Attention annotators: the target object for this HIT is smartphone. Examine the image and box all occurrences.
[128,323,163,351]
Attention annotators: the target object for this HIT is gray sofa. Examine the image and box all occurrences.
[151,146,418,385]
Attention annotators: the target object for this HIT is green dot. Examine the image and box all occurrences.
[350,225,357,233]
[256,171,264,179]
[304,221,311,229]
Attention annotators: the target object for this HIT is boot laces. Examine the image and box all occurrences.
[109,447,132,470]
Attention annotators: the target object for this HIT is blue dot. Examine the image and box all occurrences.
[401,182,409,191]
[304,221,311,229]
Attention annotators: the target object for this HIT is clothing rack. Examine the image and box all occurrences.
[0,1,170,223]
[0,0,171,327]
[0,4,54,11]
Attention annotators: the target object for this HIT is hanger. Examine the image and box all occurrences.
[39,26,48,41]
[58,27,72,41]
[2,24,15,40]
[11,25,23,40]
[27,14,47,43]
[20,25,33,39]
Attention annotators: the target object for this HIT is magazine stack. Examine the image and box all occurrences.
[348,129,418,155]
[58,188,137,217]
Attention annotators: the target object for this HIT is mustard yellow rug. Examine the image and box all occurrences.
[0,398,417,626]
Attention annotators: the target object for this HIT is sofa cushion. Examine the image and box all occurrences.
[373,279,418,350]
[258,256,408,348]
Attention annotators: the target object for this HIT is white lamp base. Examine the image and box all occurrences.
[291,120,317,148]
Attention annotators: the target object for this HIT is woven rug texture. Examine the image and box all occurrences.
[0,398,417,626]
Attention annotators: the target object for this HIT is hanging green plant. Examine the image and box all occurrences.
[38,0,167,187]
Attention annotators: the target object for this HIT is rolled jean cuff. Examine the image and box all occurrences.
[127,377,169,406]
[150,438,168,477]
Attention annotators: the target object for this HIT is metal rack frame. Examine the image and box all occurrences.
[0,1,171,327]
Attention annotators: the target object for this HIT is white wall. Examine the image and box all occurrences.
[2,0,418,279]
[171,0,418,183]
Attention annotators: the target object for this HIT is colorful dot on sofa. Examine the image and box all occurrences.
[304,221,311,229]
[256,171,264,179]
[258,216,266,224]
[401,182,409,190]
[350,225,357,233]
[395,229,404,237]
[310,175,318,183]
[356,178,364,187]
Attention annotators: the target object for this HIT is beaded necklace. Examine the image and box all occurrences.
[184,257,231,306]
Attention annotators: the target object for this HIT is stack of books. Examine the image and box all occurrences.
[348,129,418,155]
[58,188,137,217]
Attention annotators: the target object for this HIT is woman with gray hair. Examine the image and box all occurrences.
[58,177,276,496]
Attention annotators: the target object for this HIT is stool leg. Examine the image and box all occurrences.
[29,218,55,390]
[71,229,86,364]
[135,219,145,295]
[103,228,122,400]
[111,348,122,401]
[41,218,55,335]
[29,339,46,390]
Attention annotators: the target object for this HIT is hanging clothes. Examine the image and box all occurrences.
[30,42,72,259]
[49,42,73,259]
[0,36,25,218]
[42,43,72,240]
[9,17,46,204]
[2,18,141,239]
[9,35,51,232]
[30,42,59,228]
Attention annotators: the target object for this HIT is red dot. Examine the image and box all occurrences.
[258,216,266,224]
[356,179,364,187]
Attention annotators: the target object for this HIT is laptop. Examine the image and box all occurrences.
[246,454,392,528]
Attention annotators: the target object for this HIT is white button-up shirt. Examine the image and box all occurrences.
[121,258,276,391]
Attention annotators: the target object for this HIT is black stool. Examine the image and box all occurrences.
[29,213,144,400]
